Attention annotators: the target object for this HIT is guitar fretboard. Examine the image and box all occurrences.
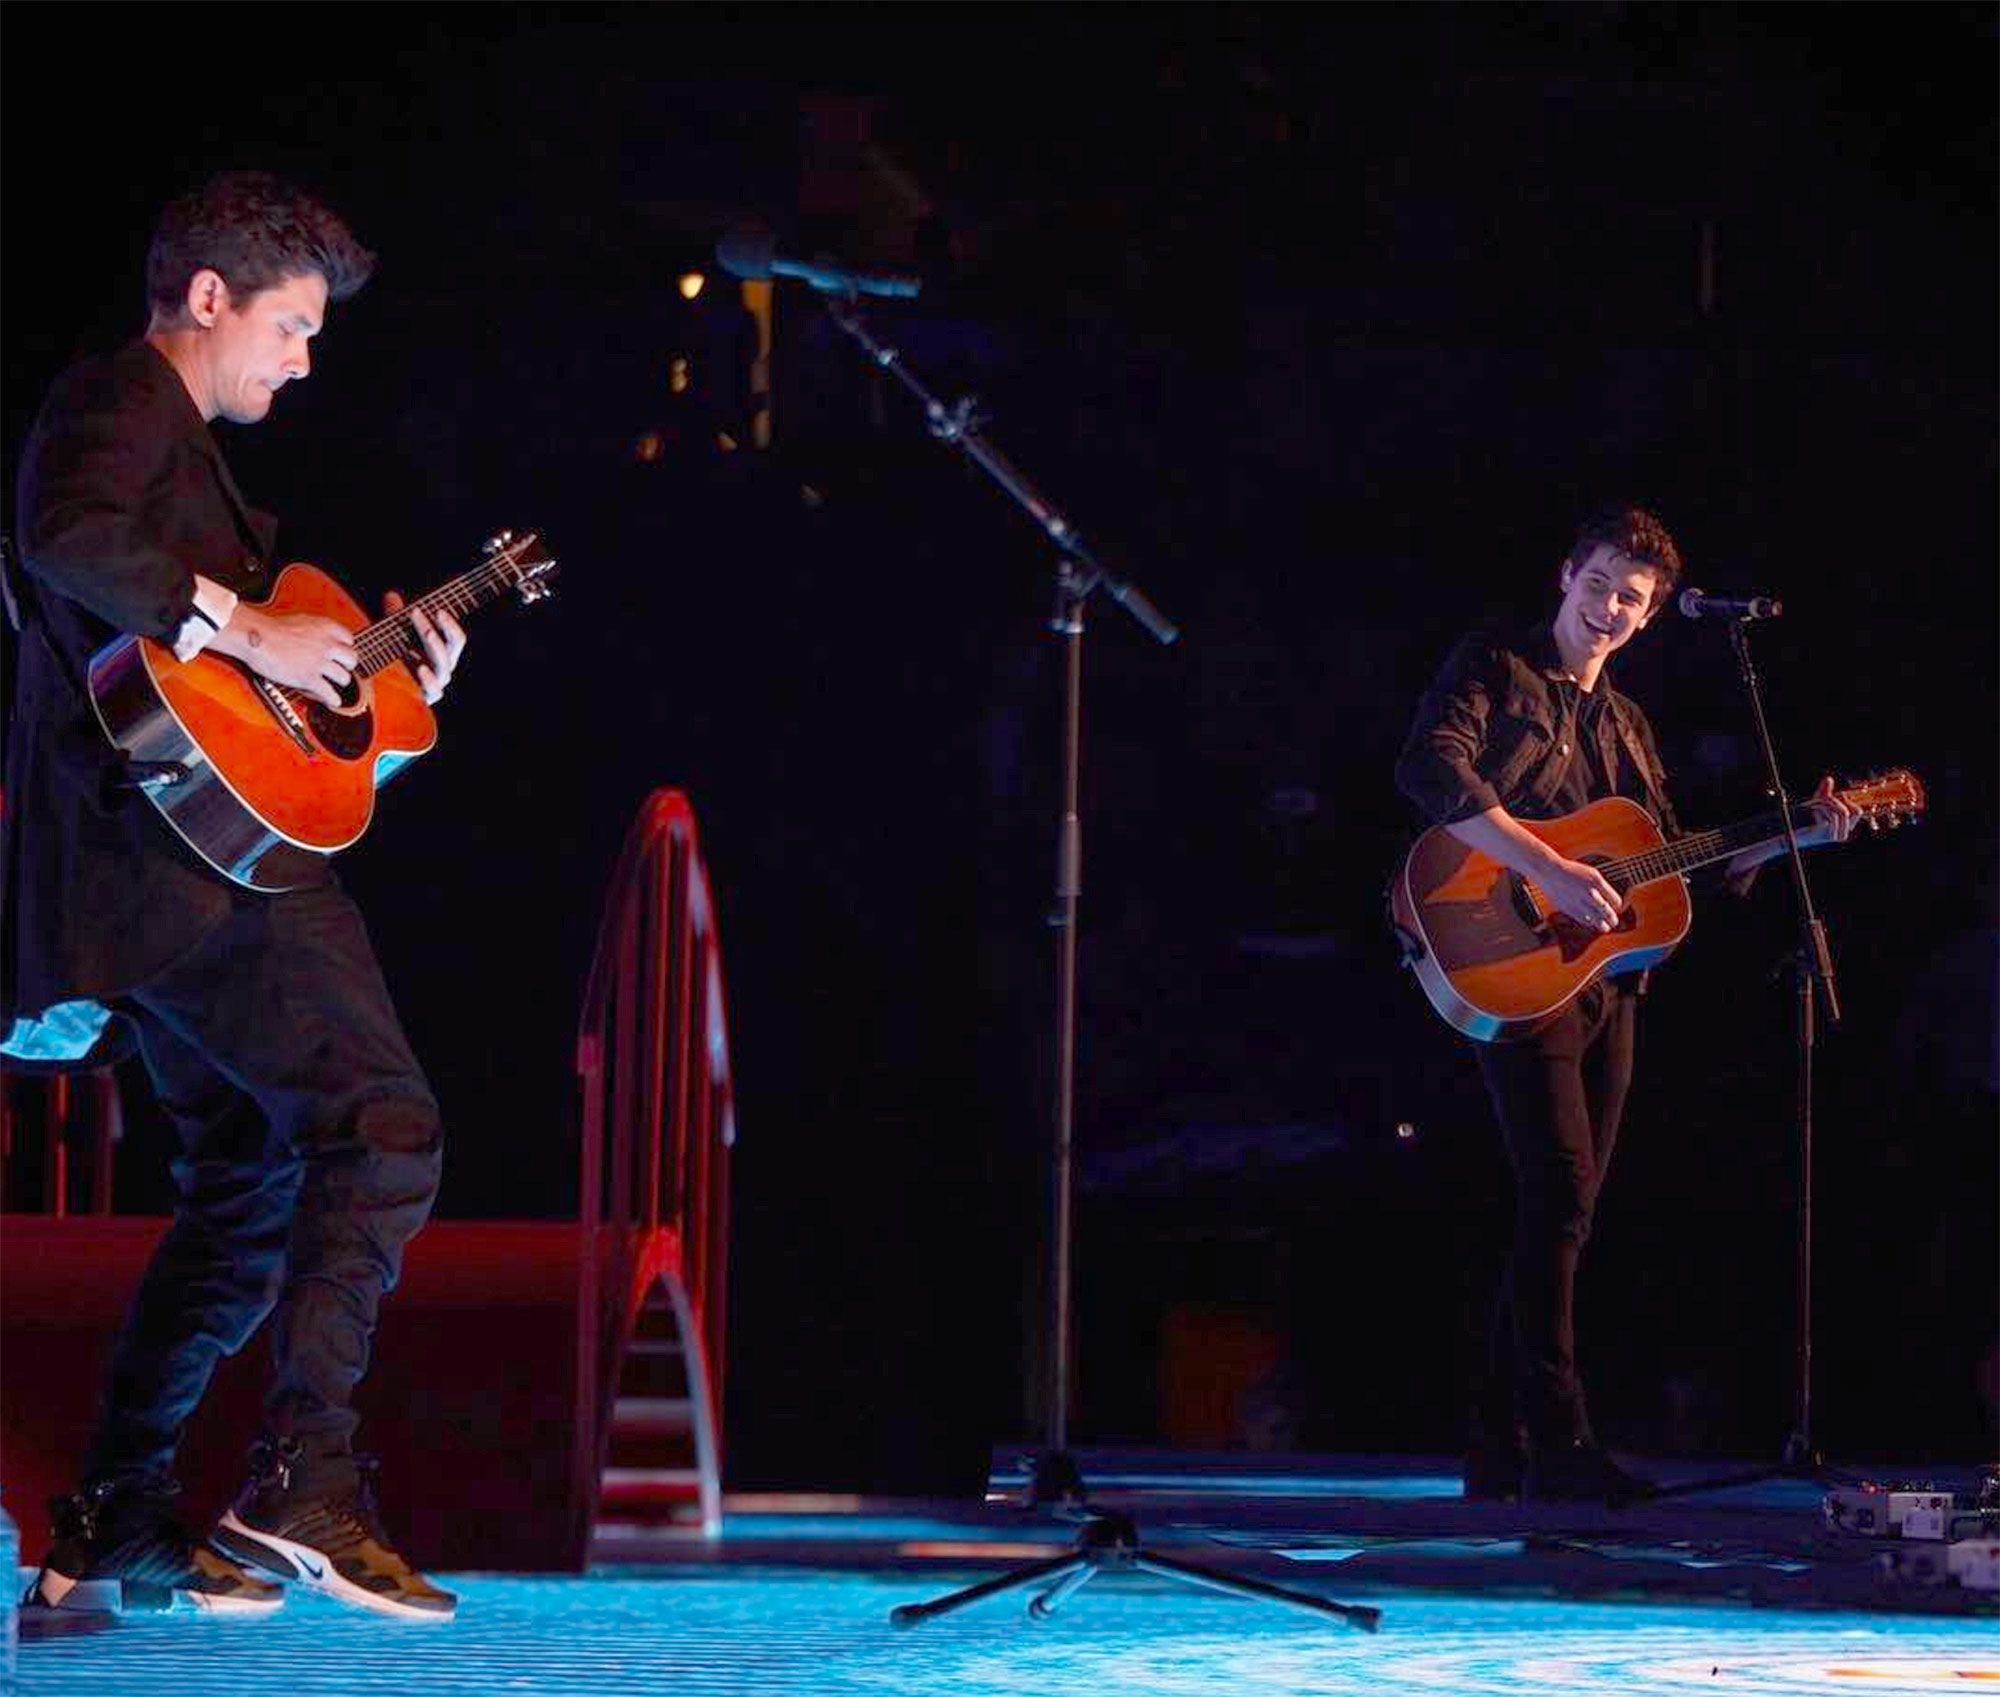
[1603,809,1803,891]
[351,556,525,677]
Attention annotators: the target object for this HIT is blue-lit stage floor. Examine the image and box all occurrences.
[15,1452,1996,1696]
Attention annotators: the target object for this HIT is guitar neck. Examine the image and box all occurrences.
[351,559,521,679]
[1604,808,1801,890]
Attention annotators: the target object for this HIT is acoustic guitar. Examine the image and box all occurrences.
[88,529,557,892]
[1389,770,1924,1041]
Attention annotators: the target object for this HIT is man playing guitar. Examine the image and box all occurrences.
[5,172,460,1619]
[1393,504,1857,1503]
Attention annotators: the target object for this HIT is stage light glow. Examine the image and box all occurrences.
[725,1493,866,1513]
[669,357,690,395]
[11,1574,1995,1696]
[678,272,705,300]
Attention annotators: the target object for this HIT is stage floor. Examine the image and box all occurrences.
[14,1451,1996,1697]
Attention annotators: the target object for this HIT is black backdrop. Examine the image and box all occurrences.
[5,6,1993,1494]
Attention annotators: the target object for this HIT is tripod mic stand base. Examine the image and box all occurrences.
[1782,1431,1826,1473]
[1648,1444,1864,1504]
[1024,1448,1088,1513]
[888,1511,1381,1632]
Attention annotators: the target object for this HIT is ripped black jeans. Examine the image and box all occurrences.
[84,878,442,1489]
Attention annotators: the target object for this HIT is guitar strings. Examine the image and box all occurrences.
[264,545,547,712]
[1603,797,1907,889]
[1605,779,1912,889]
[258,555,536,718]
[349,553,525,677]
[1604,816,1783,889]
[353,565,500,674]
[1607,824,1737,887]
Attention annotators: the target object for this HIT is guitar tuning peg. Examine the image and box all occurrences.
[482,529,515,554]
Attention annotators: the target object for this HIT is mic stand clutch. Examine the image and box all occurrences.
[815,294,1376,1633]
[1654,610,1853,1502]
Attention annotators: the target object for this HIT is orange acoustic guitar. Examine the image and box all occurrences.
[88,529,557,892]
[1389,770,1924,1042]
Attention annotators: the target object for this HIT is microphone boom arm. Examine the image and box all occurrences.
[821,297,1179,645]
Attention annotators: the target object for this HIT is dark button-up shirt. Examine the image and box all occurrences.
[1394,624,1681,836]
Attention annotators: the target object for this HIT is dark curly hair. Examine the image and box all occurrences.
[145,171,376,320]
[1563,503,1684,614]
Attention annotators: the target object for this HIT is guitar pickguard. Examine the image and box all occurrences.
[1545,906,1639,964]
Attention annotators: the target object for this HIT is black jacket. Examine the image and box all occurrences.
[3,341,293,1030]
[1394,624,1680,835]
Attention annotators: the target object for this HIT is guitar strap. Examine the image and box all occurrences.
[1606,692,1680,839]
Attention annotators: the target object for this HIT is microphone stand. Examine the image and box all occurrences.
[813,292,1376,1633]
[1653,612,1850,1500]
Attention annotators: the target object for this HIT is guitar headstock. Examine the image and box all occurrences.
[482,528,559,605]
[1837,768,1925,834]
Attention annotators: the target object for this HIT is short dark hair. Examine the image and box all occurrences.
[1563,503,1683,613]
[146,171,375,319]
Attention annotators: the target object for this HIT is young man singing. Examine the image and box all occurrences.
[1394,504,1855,1503]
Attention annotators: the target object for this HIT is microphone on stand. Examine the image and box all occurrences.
[715,224,922,299]
[1679,587,1783,622]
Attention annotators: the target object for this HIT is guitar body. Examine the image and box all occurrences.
[89,562,439,892]
[1390,797,1692,1042]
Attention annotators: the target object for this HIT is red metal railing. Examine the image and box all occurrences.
[572,789,736,1546]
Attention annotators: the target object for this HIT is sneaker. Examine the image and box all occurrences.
[213,1440,456,1621]
[1524,1439,1656,1506]
[23,1477,284,1617]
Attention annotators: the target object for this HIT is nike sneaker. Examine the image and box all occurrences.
[24,1476,284,1616]
[213,1439,455,1621]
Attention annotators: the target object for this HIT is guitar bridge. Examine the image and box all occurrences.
[1508,874,1548,932]
[252,676,318,757]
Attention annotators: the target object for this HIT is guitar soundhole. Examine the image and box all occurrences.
[304,700,376,760]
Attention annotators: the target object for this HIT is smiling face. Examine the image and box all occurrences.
[1552,543,1659,687]
[169,268,328,424]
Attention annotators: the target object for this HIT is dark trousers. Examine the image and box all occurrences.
[1472,983,1638,1450]
[83,878,442,1489]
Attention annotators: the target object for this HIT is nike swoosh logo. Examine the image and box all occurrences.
[297,1554,326,1581]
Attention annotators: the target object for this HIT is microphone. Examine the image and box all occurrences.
[1678,587,1783,622]
[715,225,921,299]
